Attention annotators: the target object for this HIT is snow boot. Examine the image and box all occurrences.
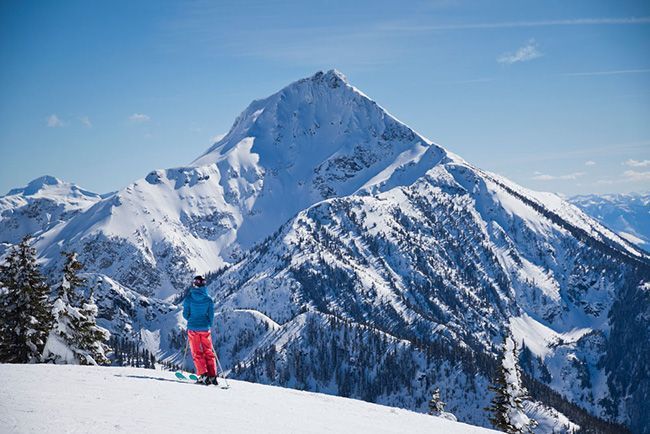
[196,374,209,385]
[208,375,219,386]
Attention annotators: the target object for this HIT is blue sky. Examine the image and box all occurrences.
[1,0,649,196]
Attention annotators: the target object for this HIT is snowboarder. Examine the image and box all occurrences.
[183,275,218,385]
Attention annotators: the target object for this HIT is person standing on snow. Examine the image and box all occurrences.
[183,275,218,385]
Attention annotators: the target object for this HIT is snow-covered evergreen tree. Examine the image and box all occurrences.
[43,295,83,364]
[55,251,84,307]
[43,252,110,365]
[0,236,52,363]
[487,333,537,433]
[76,288,110,365]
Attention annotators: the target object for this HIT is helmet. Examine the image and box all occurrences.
[193,275,206,287]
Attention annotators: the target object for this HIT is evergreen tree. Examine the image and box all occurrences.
[55,251,85,307]
[75,287,110,364]
[487,333,537,433]
[42,253,110,365]
[43,290,83,364]
[0,236,53,363]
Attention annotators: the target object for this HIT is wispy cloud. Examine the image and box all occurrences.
[532,171,585,181]
[596,169,650,185]
[585,160,596,166]
[559,68,650,77]
[80,116,92,128]
[624,159,650,167]
[46,114,64,128]
[623,170,650,181]
[498,39,542,64]
[383,17,650,32]
[129,113,151,123]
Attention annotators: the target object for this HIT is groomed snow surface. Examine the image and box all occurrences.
[0,364,497,434]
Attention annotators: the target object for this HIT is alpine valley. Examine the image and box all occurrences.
[1,71,648,433]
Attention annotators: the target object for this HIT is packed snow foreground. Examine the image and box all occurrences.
[0,364,497,434]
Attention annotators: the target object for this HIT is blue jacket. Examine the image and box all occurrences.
[182,287,214,331]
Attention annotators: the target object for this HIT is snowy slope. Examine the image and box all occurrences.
[0,364,497,434]
[569,192,650,250]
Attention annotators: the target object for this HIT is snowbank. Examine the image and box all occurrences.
[0,364,497,434]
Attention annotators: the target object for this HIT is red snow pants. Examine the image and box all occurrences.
[188,330,217,377]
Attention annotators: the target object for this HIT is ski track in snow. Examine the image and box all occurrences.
[0,364,497,434]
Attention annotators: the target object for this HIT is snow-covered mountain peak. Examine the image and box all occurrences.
[193,69,444,168]
[4,175,102,202]
[6,175,80,198]
[189,69,462,219]
[0,176,104,247]
[7,175,63,195]
[303,68,349,88]
[31,70,464,299]
[319,68,347,80]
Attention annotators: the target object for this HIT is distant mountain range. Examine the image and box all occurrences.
[569,192,649,251]
[0,70,647,433]
[0,175,103,249]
